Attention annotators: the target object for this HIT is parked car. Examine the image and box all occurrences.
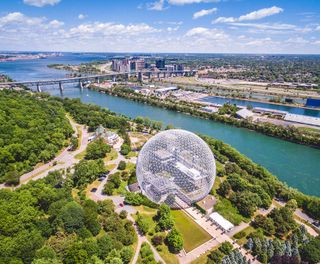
[90,188,97,193]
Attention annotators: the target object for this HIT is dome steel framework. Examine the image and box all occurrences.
[136,129,216,208]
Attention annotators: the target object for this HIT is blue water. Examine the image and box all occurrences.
[0,53,320,196]
[200,96,320,117]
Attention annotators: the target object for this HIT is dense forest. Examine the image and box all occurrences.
[0,170,136,264]
[0,91,73,185]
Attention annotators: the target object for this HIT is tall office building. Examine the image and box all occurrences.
[156,59,165,70]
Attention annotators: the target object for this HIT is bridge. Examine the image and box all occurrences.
[0,70,197,92]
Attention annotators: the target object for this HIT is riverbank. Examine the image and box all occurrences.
[90,85,320,148]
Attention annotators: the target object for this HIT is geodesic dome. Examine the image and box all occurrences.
[136,129,216,209]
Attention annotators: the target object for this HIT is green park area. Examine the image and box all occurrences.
[171,210,212,252]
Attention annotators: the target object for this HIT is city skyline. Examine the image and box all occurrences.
[0,0,320,54]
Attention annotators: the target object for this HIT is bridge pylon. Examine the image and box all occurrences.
[59,82,64,92]
[36,84,42,92]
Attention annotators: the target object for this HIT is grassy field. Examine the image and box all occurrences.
[214,198,249,225]
[106,163,116,171]
[85,180,101,197]
[125,162,136,173]
[172,210,212,253]
[104,148,118,162]
[75,149,86,160]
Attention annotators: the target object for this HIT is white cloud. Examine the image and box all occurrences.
[167,26,180,32]
[238,6,283,21]
[48,19,64,28]
[168,0,220,4]
[316,25,320,31]
[193,8,217,19]
[147,0,166,11]
[23,0,61,7]
[185,27,228,40]
[228,22,314,34]
[78,14,87,20]
[147,0,219,10]
[69,22,160,37]
[245,37,274,46]
[0,12,44,27]
[213,6,283,23]
[286,37,309,44]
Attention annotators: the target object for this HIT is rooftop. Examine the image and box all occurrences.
[196,195,216,211]
[284,113,320,127]
[236,108,254,119]
[209,212,234,231]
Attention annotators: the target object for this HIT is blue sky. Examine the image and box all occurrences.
[0,0,319,53]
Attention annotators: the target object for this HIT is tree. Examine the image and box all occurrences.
[35,246,57,260]
[120,144,131,156]
[119,210,128,219]
[59,202,85,233]
[85,138,111,160]
[208,249,224,263]
[156,204,174,231]
[219,242,233,255]
[152,235,164,246]
[72,159,105,187]
[300,237,320,264]
[230,191,262,217]
[217,180,231,197]
[285,199,298,212]
[246,238,254,251]
[120,247,133,264]
[136,214,151,235]
[167,228,183,253]
[70,136,78,151]
[253,215,275,236]
[117,161,126,170]
[103,182,115,195]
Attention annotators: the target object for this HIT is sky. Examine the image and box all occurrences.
[0,0,319,54]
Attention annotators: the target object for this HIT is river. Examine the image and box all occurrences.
[0,53,319,196]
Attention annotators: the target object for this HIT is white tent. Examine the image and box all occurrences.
[209,212,234,231]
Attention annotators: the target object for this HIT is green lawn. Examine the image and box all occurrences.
[75,150,86,160]
[125,162,136,173]
[172,210,212,253]
[104,148,118,162]
[214,198,249,225]
[106,164,116,171]
[126,151,138,158]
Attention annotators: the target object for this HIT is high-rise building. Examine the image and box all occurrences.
[156,59,165,70]
[135,59,145,72]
